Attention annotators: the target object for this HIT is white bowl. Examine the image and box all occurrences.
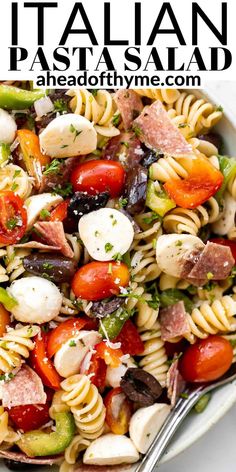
[1,89,236,472]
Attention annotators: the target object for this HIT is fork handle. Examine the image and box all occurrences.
[135,390,202,472]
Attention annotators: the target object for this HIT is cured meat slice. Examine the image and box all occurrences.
[15,241,60,251]
[2,366,47,408]
[187,241,235,283]
[0,450,62,465]
[160,301,191,342]
[167,359,186,408]
[102,132,144,170]
[34,221,74,258]
[133,100,193,156]
[39,157,81,193]
[113,90,143,130]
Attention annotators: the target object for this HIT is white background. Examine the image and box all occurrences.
[159,80,236,472]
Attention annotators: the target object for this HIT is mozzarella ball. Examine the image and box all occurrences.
[83,433,139,465]
[7,276,62,323]
[0,109,16,144]
[106,357,137,388]
[79,208,134,261]
[25,193,63,229]
[39,113,97,157]
[156,234,205,278]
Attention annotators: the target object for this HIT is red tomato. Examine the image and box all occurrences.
[47,317,98,358]
[71,262,130,301]
[0,304,10,337]
[70,160,125,198]
[164,155,223,209]
[86,352,107,389]
[0,191,27,244]
[8,403,50,432]
[179,336,233,383]
[209,238,236,261]
[114,320,144,355]
[95,341,123,368]
[164,339,188,358]
[50,200,69,222]
[30,333,61,390]
[104,387,132,435]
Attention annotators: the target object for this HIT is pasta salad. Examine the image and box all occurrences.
[0,83,235,471]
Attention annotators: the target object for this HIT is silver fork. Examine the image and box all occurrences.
[135,364,236,472]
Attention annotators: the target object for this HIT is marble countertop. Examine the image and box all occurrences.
[159,80,236,472]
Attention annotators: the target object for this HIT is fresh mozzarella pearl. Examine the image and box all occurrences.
[129,403,171,454]
[39,113,97,157]
[83,433,139,465]
[54,330,101,378]
[0,109,16,144]
[156,234,205,278]
[25,193,63,229]
[7,276,62,324]
[79,208,134,261]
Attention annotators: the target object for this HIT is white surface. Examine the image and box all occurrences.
[158,80,236,472]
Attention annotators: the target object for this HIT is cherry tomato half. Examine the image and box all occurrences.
[0,191,27,244]
[50,200,69,222]
[30,332,61,390]
[71,261,130,301]
[8,403,50,432]
[0,304,10,337]
[209,238,236,262]
[86,352,107,389]
[104,387,132,435]
[179,335,233,383]
[114,320,144,356]
[70,160,125,198]
[47,317,98,358]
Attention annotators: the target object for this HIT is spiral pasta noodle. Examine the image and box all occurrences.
[138,322,168,387]
[187,296,236,340]
[135,292,159,330]
[0,164,32,199]
[135,88,180,105]
[163,197,220,235]
[149,156,189,183]
[0,406,20,445]
[64,434,90,465]
[0,325,40,374]
[197,279,233,302]
[166,92,223,136]
[61,375,106,440]
[67,89,119,137]
[3,246,31,282]
[49,390,70,419]
[159,273,190,291]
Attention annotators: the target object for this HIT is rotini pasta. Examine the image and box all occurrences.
[149,156,189,182]
[135,88,180,104]
[61,375,106,440]
[187,296,236,340]
[138,322,169,387]
[159,273,190,291]
[64,434,90,465]
[0,325,40,374]
[0,164,32,199]
[166,92,223,136]
[0,406,20,446]
[163,197,220,235]
[3,246,31,282]
[67,89,119,137]
[135,292,159,330]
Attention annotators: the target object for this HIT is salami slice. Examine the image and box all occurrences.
[102,131,144,170]
[0,450,62,465]
[167,359,186,408]
[187,241,235,283]
[160,301,191,342]
[34,221,74,258]
[15,241,61,251]
[2,366,47,408]
[133,100,193,156]
[113,90,143,130]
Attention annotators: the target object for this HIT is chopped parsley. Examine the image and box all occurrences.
[143,213,161,225]
[90,89,98,97]
[43,159,62,175]
[11,182,19,192]
[207,272,214,280]
[178,123,188,128]
[121,141,129,148]
[42,262,53,270]
[0,372,14,382]
[229,338,236,348]
[132,124,142,137]
[216,105,223,112]
[40,209,51,219]
[118,197,128,208]
[105,242,114,253]
[113,253,123,262]
[112,113,121,127]
[180,392,189,399]
[6,218,18,230]
[54,182,73,197]
[13,169,21,179]
[69,340,76,347]
[94,230,100,237]
[70,124,82,142]
[146,293,160,310]
[54,98,68,113]
[175,240,183,247]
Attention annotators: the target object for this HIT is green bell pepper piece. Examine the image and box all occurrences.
[194,393,211,413]
[0,143,11,166]
[146,181,176,217]
[160,288,193,314]
[215,155,236,202]
[99,308,130,340]
[18,412,75,457]
[0,85,46,110]
[0,288,17,311]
